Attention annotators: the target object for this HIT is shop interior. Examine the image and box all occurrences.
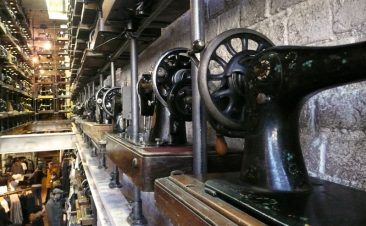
[0,0,366,226]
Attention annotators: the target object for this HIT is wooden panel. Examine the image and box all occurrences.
[106,134,192,191]
[155,176,267,226]
[79,121,113,142]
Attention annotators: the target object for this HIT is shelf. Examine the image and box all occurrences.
[72,14,81,26]
[0,121,32,134]
[57,36,69,42]
[57,95,71,99]
[75,39,87,51]
[76,24,91,40]
[35,82,53,85]
[36,110,55,114]
[58,110,72,113]
[37,95,54,99]
[57,66,70,70]
[0,0,32,50]
[0,111,34,119]
[0,22,32,66]
[0,80,32,98]
[3,61,32,82]
[81,2,98,25]
[37,51,53,56]
[73,0,83,16]
[72,0,188,94]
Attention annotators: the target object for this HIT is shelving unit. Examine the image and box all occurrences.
[32,20,72,120]
[0,0,34,134]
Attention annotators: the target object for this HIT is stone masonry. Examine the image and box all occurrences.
[106,1,366,225]
[113,0,366,198]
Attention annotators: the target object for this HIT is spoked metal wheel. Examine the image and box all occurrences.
[102,87,122,117]
[198,28,274,132]
[152,48,191,107]
[95,87,110,108]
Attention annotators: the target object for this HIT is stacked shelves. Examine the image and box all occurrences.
[33,26,72,118]
[69,0,190,100]
[0,0,34,133]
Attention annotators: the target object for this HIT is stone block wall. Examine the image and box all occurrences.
[103,0,366,225]
[112,0,366,207]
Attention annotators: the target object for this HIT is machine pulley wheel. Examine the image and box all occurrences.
[167,80,192,121]
[198,28,274,131]
[95,87,110,108]
[152,48,191,107]
[102,87,122,117]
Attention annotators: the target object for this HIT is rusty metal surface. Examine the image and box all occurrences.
[155,175,266,226]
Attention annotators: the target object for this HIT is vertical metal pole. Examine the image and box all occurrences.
[84,87,87,102]
[128,186,146,226]
[110,61,115,87]
[191,0,206,181]
[92,81,95,95]
[99,74,104,88]
[87,84,91,99]
[130,35,139,142]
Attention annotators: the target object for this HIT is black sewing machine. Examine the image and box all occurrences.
[137,48,192,145]
[106,48,194,191]
[155,28,366,226]
[194,28,366,225]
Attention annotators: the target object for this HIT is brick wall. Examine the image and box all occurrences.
[113,2,366,216]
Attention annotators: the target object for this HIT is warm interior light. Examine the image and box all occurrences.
[43,41,52,50]
[46,0,68,20]
[32,56,39,64]
[40,69,45,74]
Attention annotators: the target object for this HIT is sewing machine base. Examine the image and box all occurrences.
[155,175,265,226]
[78,120,113,142]
[106,133,243,191]
[204,173,366,226]
[155,174,366,226]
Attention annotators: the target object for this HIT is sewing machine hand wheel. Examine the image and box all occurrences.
[102,87,122,117]
[95,87,109,108]
[198,28,274,134]
[152,48,191,108]
[167,73,192,121]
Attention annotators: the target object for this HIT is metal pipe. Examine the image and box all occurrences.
[191,0,207,181]
[111,61,115,87]
[99,74,103,88]
[128,186,146,225]
[87,84,91,99]
[92,81,95,95]
[84,87,87,102]
[130,35,139,142]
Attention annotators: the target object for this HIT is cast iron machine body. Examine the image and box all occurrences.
[198,28,366,193]
[105,48,196,192]
[94,87,109,124]
[138,48,192,145]
[101,86,122,131]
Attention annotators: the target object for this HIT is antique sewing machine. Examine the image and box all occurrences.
[106,48,195,191]
[155,29,366,226]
